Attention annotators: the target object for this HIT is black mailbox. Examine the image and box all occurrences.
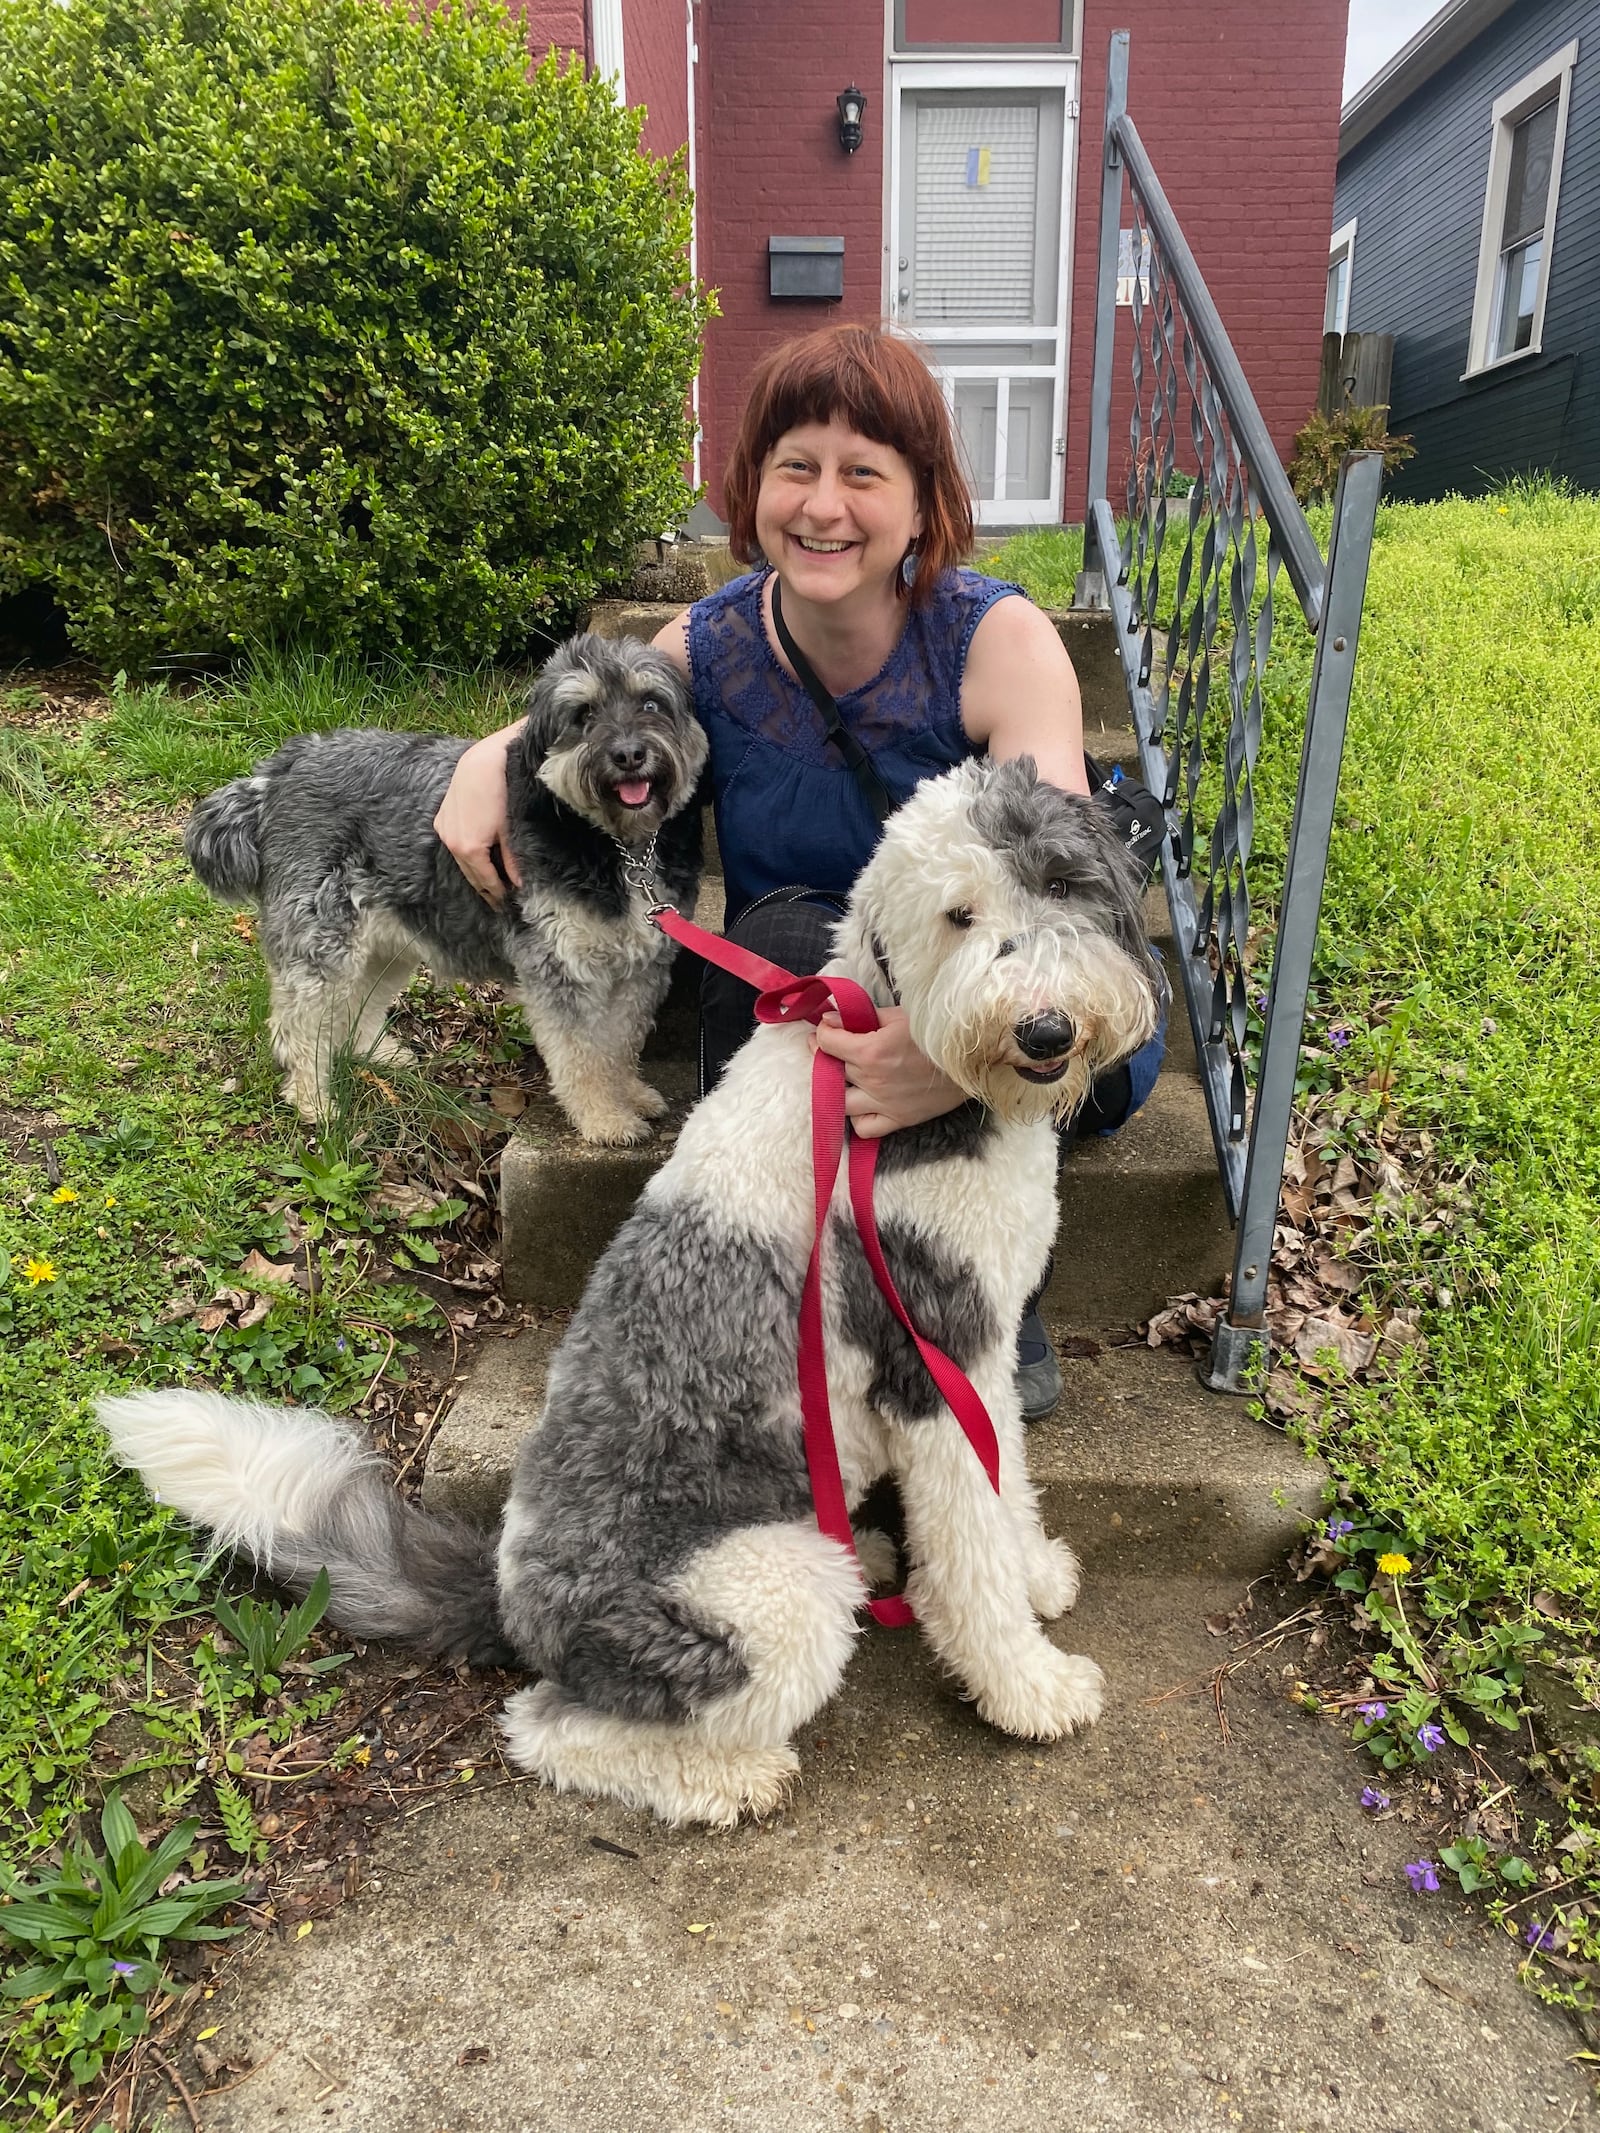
[768,236,845,301]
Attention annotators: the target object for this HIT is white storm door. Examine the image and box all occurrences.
[891,65,1074,525]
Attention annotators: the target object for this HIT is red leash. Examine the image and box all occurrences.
[653,905,1001,1628]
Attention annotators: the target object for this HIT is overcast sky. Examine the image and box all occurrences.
[1343,0,1448,104]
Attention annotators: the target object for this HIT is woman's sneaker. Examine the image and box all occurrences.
[1016,1306,1062,1419]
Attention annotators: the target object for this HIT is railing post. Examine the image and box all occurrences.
[1075,29,1128,610]
[1202,450,1386,1394]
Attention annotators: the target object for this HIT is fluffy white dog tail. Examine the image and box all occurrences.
[98,1389,510,1666]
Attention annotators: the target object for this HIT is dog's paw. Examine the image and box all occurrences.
[571,1106,654,1147]
[364,1031,417,1069]
[1026,1536,1081,1620]
[283,1075,327,1123]
[977,1648,1104,1742]
[851,1525,900,1593]
[631,1079,671,1121]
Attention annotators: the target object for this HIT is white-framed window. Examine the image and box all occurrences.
[1464,38,1579,377]
[1325,218,1356,335]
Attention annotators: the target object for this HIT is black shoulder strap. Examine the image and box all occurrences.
[770,578,895,826]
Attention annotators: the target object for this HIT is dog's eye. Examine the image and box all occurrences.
[639,697,659,715]
[1045,876,1071,901]
[946,905,974,929]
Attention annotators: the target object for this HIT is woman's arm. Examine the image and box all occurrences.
[960,594,1091,795]
[433,610,693,903]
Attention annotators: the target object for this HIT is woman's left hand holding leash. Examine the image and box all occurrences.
[813,1007,968,1139]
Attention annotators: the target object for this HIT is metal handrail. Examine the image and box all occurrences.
[1081,30,1382,1393]
[1108,116,1327,632]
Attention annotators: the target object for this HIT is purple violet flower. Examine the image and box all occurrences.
[1357,1700,1388,1723]
[1329,1025,1353,1052]
[112,1961,138,1976]
[1359,1786,1390,1813]
[1326,1517,1355,1539]
[1525,1919,1558,1953]
[1404,1860,1440,1894]
[1416,1722,1446,1754]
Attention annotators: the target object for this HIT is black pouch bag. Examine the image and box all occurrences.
[1082,751,1166,886]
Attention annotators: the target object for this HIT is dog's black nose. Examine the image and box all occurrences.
[608,740,648,774]
[1014,1012,1075,1060]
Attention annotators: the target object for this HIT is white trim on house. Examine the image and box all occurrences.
[887,57,1076,524]
[591,0,626,102]
[1462,37,1579,380]
[1325,216,1357,335]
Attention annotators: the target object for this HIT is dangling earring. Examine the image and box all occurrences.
[901,542,920,588]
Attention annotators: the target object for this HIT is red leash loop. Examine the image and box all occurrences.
[654,905,1001,1628]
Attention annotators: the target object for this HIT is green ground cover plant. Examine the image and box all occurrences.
[991,475,1600,2019]
[0,0,707,670]
[0,651,517,2123]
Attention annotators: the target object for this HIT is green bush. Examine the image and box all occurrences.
[1288,403,1415,506]
[0,0,708,669]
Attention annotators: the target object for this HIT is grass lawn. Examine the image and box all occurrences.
[0,654,530,2119]
[993,478,1600,1994]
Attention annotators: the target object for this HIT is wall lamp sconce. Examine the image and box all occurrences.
[836,85,867,155]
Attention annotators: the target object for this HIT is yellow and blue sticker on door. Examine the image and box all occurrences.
[964,146,991,188]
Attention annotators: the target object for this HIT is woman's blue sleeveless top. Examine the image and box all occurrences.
[685,563,1165,1124]
[687,565,1016,921]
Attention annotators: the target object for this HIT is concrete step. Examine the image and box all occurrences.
[501,883,1220,1328]
[423,1334,1319,1593]
[499,1056,1225,1329]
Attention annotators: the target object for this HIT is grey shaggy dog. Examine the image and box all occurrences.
[185,634,707,1145]
[104,758,1162,1827]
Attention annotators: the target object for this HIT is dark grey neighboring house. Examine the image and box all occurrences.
[1333,0,1597,499]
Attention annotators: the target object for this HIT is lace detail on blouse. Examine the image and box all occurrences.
[687,566,1022,763]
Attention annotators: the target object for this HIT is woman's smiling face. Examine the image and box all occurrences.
[754,418,924,606]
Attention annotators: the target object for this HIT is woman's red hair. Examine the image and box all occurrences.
[722,325,974,608]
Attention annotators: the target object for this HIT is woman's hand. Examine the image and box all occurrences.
[433,725,522,903]
[812,1006,968,1139]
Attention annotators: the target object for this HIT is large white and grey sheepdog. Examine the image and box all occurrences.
[184,634,708,1145]
[103,757,1162,1827]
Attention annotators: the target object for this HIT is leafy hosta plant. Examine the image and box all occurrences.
[0,1795,245,2086]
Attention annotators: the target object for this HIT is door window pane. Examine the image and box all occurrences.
[1004,377,1054,500]
[953,378,999,498]
[911,103,1040,323]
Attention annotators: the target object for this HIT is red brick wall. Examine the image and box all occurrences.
[509,0,587,60]
[694,0,885,519]
[622,0,689,162]
[1067,4,1347,520]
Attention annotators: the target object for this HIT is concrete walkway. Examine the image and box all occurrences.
[176,1345,1585,2133]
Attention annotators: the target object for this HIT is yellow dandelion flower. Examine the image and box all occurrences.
[50,1185,79,1204]
[22,1257,57,1286]
[104,1194,117,1208]
[1376,1551,1411,1576]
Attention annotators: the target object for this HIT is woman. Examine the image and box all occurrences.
[436,324,1162,1413]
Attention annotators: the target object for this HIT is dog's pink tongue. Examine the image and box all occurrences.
[618,779,652,807]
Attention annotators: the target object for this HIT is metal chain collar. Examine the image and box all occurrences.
[613,830,673,914]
